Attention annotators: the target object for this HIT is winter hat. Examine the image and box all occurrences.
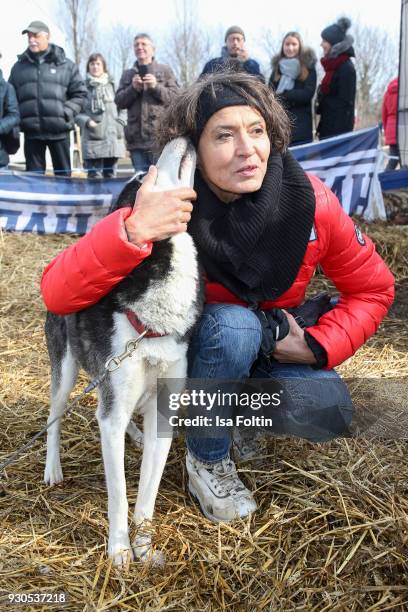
[321,17,351,45]
[192,83,248,146]
[224,25,245,41]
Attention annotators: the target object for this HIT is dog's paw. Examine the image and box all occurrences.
[132,534,165,566]
[44,461,63,485]
[108,539,134,568]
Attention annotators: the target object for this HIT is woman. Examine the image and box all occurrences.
[269,32,317,145]
[76,53,126,178]
[382,78,399,171]
[316,17,356,139]
[41,72,394,523]
[0,64,20,170]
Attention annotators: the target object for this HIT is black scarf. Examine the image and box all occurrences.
[188,150,316,305]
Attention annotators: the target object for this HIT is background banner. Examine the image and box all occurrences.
[291,126,383,217]
[0,127,384,234]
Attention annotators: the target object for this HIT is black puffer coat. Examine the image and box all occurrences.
[0,70,20,167]
[269,49,317,145]
[316,54,356,139]
[9,44,87,140]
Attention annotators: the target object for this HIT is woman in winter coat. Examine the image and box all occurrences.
[41,72,394,524]
[269,32,317,145]
[0,68,20,169]
[316,17,356,139]
[382,78,399,171]
[76,53,126,178]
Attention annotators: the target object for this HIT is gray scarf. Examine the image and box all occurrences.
[87,73,114,114]
[276,58,300,93]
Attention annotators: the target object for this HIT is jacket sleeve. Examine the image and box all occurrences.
[41,208,153,315]
[279,68,317,106]
[64,63,88,119]
[306,186,395,369]
[115,70,141,109]
[149,66,179,104]
[0,83,20,135]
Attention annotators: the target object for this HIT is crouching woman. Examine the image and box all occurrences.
[41,72,394,523]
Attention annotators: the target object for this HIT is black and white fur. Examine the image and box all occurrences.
[44,139,203,567]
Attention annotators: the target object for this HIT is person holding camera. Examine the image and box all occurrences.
[115,33,179,173]
[76,53,126,178]
[0,56,20,170]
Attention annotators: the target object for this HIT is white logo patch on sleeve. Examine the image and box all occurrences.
[354,225,366,246]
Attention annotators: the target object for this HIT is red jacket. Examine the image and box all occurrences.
[382,78,398,145]
[41,175,394,370]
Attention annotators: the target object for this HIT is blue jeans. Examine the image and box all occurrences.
[186,304,354,463]
[130,149,156,173]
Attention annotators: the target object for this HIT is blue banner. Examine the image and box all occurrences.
[291,126,380,216]
[0,127,381,234]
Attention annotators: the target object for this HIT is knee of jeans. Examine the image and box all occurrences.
[195,305,262,367]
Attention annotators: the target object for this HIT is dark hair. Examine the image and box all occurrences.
[272,32,309,82]
[158,70,291,152]
[86,53,107,73]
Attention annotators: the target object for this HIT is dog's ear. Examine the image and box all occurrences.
[109,176,143,214]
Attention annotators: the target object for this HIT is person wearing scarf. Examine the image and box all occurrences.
[269,32,317,145]
[41,72,394,524]
[76,53,126,178]
[316,17,357,139]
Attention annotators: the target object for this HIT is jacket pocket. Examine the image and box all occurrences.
[87,121,104,140]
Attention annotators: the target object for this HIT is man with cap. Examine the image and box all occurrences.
[316,17,356,139]
[200,26,264,81]
[9,21,87,176]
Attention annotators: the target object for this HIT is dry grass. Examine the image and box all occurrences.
[0,227,407,611]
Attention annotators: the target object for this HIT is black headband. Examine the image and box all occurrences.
[192,83,249,147]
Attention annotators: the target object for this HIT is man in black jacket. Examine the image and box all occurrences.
[0,63,20,169]
[9,21,87,176]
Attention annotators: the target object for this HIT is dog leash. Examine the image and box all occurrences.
[0,333,147,474]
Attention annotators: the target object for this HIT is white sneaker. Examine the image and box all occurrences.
[186,451,257,522]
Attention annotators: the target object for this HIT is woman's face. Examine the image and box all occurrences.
[197,106,270,203]
[320,40,332,57]
[283,36,300,58]
[89,58,104,77]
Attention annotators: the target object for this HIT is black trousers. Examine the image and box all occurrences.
[385,144,400,171]
[24,136,71,177]
[84,157,118,178]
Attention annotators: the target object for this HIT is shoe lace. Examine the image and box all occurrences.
[209,458,247,497]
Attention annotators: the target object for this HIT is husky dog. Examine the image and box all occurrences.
[44,138,203,566]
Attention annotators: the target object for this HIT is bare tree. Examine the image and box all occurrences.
[166,0,212,86]
[353,22,398,128]
[57,0,99,70]
[100,23,135,83]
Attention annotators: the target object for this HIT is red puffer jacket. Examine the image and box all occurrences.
[41,174,394,370]
[382,78,398,146]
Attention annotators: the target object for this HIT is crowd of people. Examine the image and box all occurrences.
[0,18,400,175]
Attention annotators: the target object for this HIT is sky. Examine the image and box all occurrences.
[1,0,402,78]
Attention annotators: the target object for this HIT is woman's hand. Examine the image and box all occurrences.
[124,166,196,247]
[272,311,317,364]
[87,119,98,128]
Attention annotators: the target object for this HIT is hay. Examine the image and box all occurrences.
[0,226,407,610]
